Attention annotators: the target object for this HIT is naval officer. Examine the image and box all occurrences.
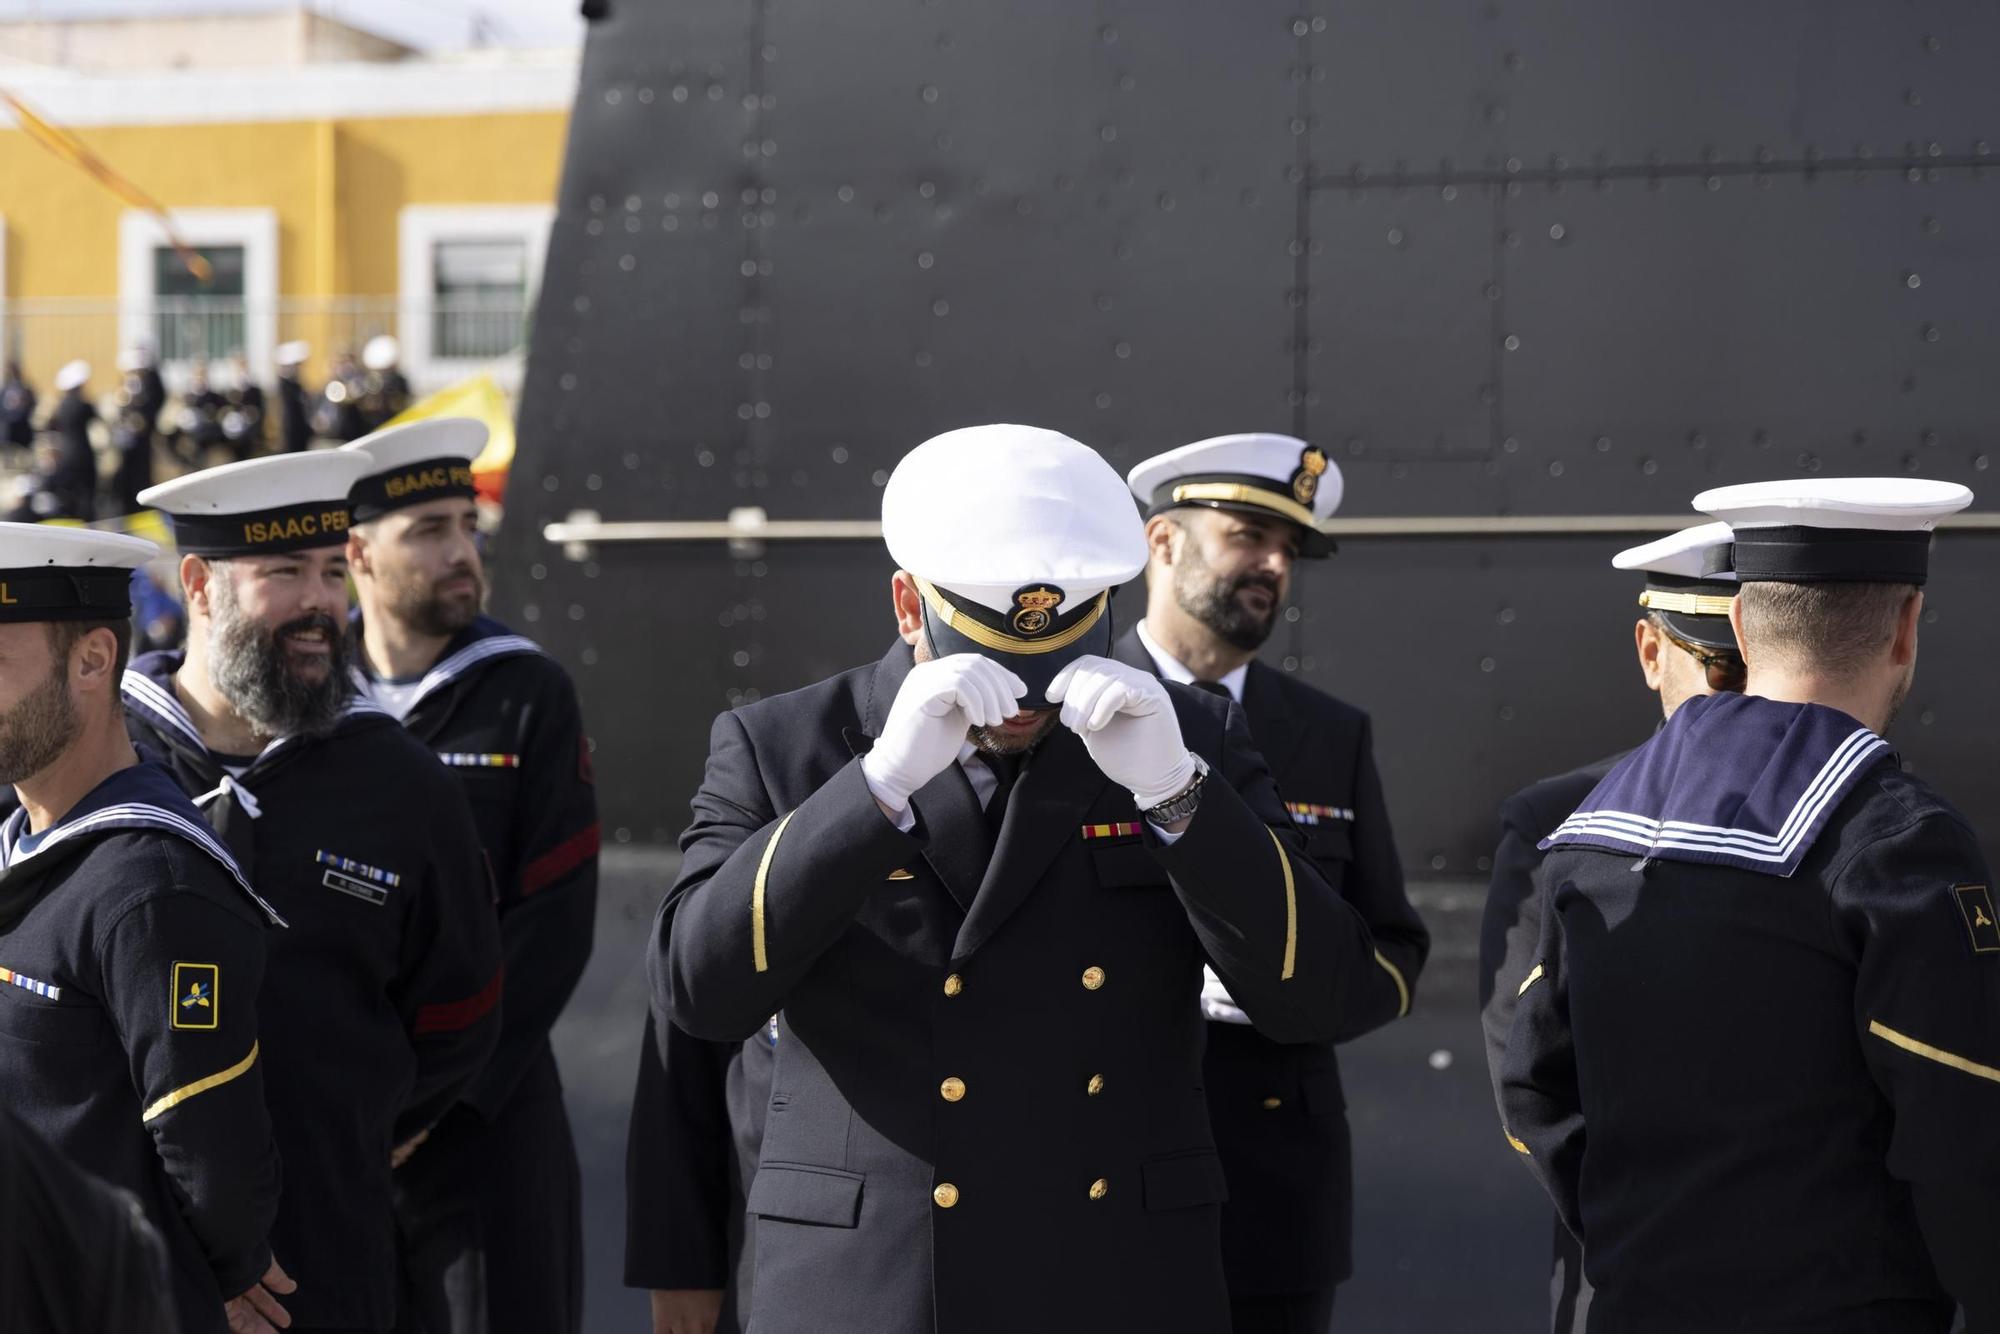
[1503,478,2000,1331]
[1479,521,1743,1332]
[653,424,1376,1334]
[1120,432,1429,1333]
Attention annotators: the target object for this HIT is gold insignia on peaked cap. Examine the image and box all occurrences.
[1009,584,1065,637]
[1290,445,1329,506]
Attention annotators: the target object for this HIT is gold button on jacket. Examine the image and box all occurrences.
[1086,1074,1105,1096]
[942,973,963,997]
[1081,965,1106,990]
[940,1077,966,1102]
[933,1182,959,1209]
[1088,1178,1109,1201]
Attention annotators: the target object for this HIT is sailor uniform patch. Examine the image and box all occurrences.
[323,870,390,906]
[1954,885,2000,955]
[313,849,401,887]
[171,962,219,1030]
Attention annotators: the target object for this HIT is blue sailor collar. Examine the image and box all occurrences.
[122,650,390,771]
[348,613,542,713]
[1541,692,1893,878]
[1,762,285,925]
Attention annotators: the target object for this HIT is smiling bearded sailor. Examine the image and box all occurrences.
[342,419,599,1334]
[1502,478,2000,1334]
[653,424,1373,1334]
[131,452,503,1334]
[0,523,289,1334]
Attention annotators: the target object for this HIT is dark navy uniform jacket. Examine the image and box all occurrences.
[654,640,1376,1334]
[1503,692,2000,1333]
[1111,626,1429,1294]
[123,653,503,1331]
[0,762,282,1334]
[355,615,599,1125]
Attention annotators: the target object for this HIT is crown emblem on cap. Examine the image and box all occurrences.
[1290,446,1329,506]
[1010,584,1066,637]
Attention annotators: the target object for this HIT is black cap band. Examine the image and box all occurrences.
[348,457,478,523]
[169,499,353,557]
[0,566,133,622]
[1143,472,1335,557]
[1728,526,1933,586]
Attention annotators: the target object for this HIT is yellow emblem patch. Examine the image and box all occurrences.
[1290,445,1329,506]
[1954,885,2000,955]
[171,962,219,1031]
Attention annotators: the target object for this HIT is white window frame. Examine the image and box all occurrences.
[397,204,554,393]
[0,215,10,368]
[117,208,278,390]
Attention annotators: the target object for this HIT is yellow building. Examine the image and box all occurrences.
[0,15,574,399]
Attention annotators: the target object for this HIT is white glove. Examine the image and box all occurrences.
[1046,656,1199,810]
[862,654,1026,814]
[1200,965,1251,1025]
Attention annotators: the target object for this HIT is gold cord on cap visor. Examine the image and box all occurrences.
[914,578,1108,655]
[1637,590,1738,617]
[1170,482,1321,531]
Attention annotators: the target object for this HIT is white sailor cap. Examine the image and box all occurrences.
[275,341,311,368]
[1694,477,1973,586]
[1613,522,1739,652]
[0,522,157,623]
[140,451,375,558]
[363,335,401,371]
[884,424,1147,698]
[54,360,90,392]
[1126,432,1343,557]
[341,418,487,521]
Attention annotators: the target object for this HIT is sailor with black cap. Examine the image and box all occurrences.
[129,452,502,1334]
[1479,520,1742,1333]
[652,424,1373,1334]
[343,419,598,1334]
[1117,431,1427,1333]
[0,523,291,1334]
[1503,478,2000,1332]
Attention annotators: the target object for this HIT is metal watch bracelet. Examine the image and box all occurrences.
[1143,756,1210,826]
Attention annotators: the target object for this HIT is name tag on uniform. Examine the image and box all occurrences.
[314,850,400,906]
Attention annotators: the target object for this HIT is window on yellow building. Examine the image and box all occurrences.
[433,238,528,360]
[153,246,246,365]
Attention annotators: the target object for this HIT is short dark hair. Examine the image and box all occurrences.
[1737,581,1916,678]
[45,618,134,702]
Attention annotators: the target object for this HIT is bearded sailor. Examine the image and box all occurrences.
[130,452,503,1334]
[1502,478,2000,1333]
[342,418,599,1334]
[0,522,290,1334]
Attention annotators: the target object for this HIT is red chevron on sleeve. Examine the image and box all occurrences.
[520,821,601,897]
[413,966,504,1036]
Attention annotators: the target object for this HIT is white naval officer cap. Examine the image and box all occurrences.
[1125,432,1343,557]
[340,418,487,522]
[275,341,311,368]
[883,424,1147,698]
[54,360,90,392]
[362,335,401,371]
[140,450,376,559]
[1612,522,1740,653]
[1694,477,1973,586]
[0,522,157,624]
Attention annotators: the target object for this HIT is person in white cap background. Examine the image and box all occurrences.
[342,419,599,1334]
[360,334,412,434]
[275,341,315,454]
[39,358,98,522]
[129,451,503,1334]
[653,423,1375,1334]
[1119,432,1428,1334]
[3,358,39,453]
[1503,478,2000,1331]
[1479,521,1742,1334]
[0,523,291,1334]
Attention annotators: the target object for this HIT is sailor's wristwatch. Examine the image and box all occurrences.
[1143,754,1210,827]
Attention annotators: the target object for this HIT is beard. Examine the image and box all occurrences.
[967,711,1061,756]
[207,576,351,741]
[0,660,78,785]
[382,558,485,639]
[1172,541,1282,653]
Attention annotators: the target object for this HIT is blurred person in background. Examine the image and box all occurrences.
[275,342,315,453]
[359,335,412,434]
[222,354,267,461]
[1,360,35,453]
[314,348,369,443]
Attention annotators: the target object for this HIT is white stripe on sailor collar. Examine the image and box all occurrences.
[124,669,387,768]
[399,634,543,712]
[2,800,286,926]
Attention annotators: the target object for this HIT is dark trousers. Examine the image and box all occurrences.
[1230,1287,1336,1334]
[393,1071,582,1334]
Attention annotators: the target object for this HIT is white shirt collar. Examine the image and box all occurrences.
[1133,619,1248,704]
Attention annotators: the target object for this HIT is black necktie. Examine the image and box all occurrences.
[1193,680,1232,700]
[978,751,1023,841]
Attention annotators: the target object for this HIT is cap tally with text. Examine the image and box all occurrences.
[1125,432,1343,557]
[0,522,157,623]
[340,418,487,522]
[883,424,1148,700]
[1612,521,1740,653]
[139,450,376,558]
[1694,477,1973,586]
